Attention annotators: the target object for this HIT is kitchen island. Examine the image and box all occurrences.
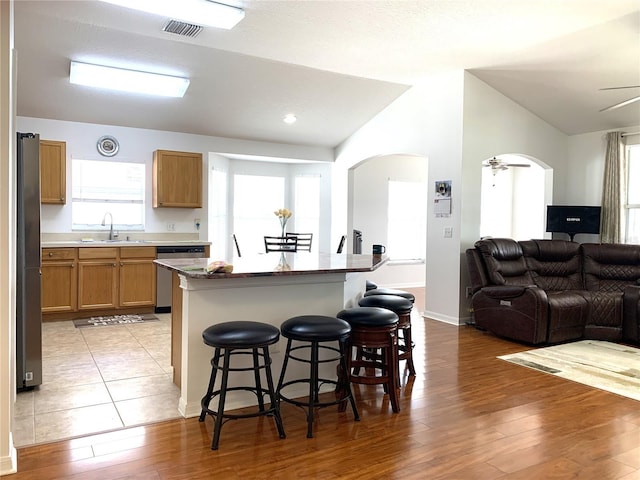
[155,252,386,418]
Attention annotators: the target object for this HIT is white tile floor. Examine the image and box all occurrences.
[13,314,181,447]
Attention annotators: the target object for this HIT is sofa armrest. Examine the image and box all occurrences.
[480,285,541,301]
[623,285,640,342]
[472,285,549,344]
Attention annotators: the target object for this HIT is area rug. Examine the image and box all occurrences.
[498,340,640,401]
[73,313,159,328]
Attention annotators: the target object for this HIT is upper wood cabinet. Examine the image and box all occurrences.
[153,149,202,208]
[40,140,66,204]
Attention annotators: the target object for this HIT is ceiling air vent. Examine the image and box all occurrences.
[162,20,203,38]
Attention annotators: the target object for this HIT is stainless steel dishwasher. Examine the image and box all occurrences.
[156,245,207,313]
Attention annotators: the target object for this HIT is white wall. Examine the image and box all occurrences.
[566,126,640,206]
[0,0,17,474]
[336,71,465,324]
[460,72,569,320]
[336,70,571,325]
[562,126,640,243]
[16,116,333,242]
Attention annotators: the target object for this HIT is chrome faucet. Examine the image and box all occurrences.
[101,212,117,240]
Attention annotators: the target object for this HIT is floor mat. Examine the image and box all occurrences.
[498,340,640,401]
[73,313,159,328]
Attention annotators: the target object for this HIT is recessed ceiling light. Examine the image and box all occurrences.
[98,0,245,30]
[69,61,190,97]
[283,114,297,124]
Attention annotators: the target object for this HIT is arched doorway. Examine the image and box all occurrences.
[349,153,427,288]
[480,154,552,240]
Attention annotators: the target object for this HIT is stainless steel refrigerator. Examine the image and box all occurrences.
[16,132,42,391]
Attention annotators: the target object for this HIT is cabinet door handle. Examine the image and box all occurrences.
[120,262,124,267]
[112,263,117,267]
[48,252,53,257]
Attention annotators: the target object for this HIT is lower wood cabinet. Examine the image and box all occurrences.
[41,248,77,313]
[78,247,119,310]
[43,246,157,316]
[119,247,157,307]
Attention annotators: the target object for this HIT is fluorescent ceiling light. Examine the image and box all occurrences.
[69,61,190,98]
[99,0,245,30]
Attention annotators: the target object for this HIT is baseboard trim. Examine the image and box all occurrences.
[0,433,18,475]
[422,310,469,326]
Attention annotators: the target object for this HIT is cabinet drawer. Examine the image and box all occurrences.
[78,247,118,259]
[120,246,156,259]
[42,248,76,261]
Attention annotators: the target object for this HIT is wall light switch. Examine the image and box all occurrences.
[167,223,176,231]
[444,226,453,238]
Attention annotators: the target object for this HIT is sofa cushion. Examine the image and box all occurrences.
[520,239,582,291]
[578,291,624,341]
[474,238,533,286]
[582,243,640,293]
[546,291,589,344]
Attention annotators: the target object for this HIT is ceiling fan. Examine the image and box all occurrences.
[483,157,531,174]
[599,85,640,112]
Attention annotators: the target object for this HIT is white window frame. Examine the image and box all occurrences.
[71,158,146,231]
[293,174,321,246]
[232,173,286,255]
[625,144,640,244]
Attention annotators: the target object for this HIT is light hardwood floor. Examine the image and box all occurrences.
[11,289,640,479]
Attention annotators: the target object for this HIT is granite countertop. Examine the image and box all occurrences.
[42,240,211,248]
[155,253,387,279]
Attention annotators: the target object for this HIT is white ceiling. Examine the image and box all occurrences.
[13,0,640,149]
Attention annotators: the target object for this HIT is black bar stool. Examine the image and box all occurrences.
[358,294,416,377]
[336,306,400,413]
[366,280,378,291]
[276,315,360,438]
[363,287,416,304]
[199,321,286,450]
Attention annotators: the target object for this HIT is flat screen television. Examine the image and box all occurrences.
[546,205,601,240]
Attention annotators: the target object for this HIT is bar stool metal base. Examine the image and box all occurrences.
[198,322,285,450]
[276,315,360,438]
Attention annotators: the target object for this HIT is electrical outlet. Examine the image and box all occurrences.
[167,223,176,231]
[194,218,201,231]
[466,286,473,298]
[443,226,453,238]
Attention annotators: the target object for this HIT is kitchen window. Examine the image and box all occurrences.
[71,159,145,231]
[233,174,285,255]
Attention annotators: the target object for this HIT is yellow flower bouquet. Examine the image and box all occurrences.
[274,208,293,237]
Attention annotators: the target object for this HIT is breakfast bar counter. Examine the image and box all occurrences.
[155,252,386,417]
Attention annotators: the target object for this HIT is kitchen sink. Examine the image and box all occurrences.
[77,239,149,244]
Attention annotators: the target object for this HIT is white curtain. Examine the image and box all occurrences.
[600,132,626,243]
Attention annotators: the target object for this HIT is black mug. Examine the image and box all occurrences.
[372,244,386,255]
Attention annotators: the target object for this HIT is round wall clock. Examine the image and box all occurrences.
[97,135,119,157]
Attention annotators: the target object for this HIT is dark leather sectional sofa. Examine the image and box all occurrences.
[466,238,640,345]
